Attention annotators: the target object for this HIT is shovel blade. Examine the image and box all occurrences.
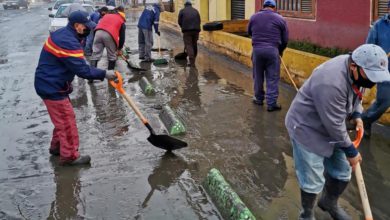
[147,134,187,151]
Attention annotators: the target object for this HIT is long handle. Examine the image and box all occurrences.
[355,163,373,220]
[119,54,131,66]
[353,129,373,220]
[158,36,161,56]
[109,72,149,125]
[120,92,149,125]
[280,56,299,92]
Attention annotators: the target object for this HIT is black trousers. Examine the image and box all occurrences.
[183,31,199,65]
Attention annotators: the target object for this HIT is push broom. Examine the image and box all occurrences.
[153,36,168,65]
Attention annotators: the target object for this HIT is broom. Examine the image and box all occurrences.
[153,36,168,65]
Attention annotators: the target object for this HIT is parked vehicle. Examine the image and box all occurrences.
[49,3,94,32]
[48,0,94,16]
[48,0,73,16]
[3,0,29,9]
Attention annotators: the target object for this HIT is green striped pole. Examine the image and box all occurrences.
[203,168,256,220]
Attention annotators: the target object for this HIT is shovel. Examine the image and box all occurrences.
[109,71,188,151]
[353,128,373,220]
[120,54,147,71]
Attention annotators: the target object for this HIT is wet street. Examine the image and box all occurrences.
[1,3,390,220]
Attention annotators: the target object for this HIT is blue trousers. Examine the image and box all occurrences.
[252,47,280,106]
[362,81,390,128]
[291,137,351,194]
[84,31,95,56]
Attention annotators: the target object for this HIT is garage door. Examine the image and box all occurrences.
[231,0,245,19]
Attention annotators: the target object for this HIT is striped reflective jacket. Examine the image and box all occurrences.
[35,24,106,100]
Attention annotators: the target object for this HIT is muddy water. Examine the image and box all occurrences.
[1,4,390,220]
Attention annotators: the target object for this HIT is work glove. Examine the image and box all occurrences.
[105,70,117,80]
[156,31,161,36]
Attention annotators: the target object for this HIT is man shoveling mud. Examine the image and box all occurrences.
[34,11,117,166]
[285,44,390,220]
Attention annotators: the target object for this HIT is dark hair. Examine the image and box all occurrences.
[98,6,109,13]
[115,6,125,12]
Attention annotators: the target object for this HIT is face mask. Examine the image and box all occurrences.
[77,27,91,39]
[352,67,376,88]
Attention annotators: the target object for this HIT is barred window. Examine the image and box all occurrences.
[372,0,389,22]
[262,0,316,19]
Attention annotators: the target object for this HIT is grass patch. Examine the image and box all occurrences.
[287,40,350,58]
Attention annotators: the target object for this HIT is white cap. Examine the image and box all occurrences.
[352,44,390,83]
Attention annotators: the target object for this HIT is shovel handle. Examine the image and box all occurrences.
[353,128,364,148]
[353,128,373,220]
[109,72,149,124]
[119,54,130,65]
[355,163,373,220]
[280,56,299,92]
[158,36,161,56]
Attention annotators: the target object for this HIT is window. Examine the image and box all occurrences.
[372,0,389,22]
[263,0,316,19]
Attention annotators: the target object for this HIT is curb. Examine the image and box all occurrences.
[203,168,256,220]
[159,105,186,135]
[139,77,155,95]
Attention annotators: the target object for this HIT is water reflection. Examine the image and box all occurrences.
[141,152,188,208]
[47,157,89,220]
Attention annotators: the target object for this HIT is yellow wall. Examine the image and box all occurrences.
[245,0,256,19]
[208,0,231,21]
[193,0,209,22]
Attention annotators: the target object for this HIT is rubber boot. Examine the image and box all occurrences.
[108,60,116,70]
[88,60,98,83]
[60,155,91,166]
[299,189,317,220]
[90,60,98,68]
[318,175,352,220]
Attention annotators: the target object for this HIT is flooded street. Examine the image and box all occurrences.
[1,3,390,220]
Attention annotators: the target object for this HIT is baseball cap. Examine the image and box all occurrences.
[352,44,390,83]
[185,0,192,5]
[68,10,95,30]
[263,0,276,7]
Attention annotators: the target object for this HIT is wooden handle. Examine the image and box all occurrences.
[355,163,373,220]
[280,56,299,92]
[120,92,149,124]
[158,36,161,56]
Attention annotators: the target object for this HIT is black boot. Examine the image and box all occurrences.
[318,175,352,220]
[299,189,317,220]
[60,155,91,166]
[108,60,116,70]
[90,60,98,68]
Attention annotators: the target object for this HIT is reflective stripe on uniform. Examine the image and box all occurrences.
[44,37,84,58]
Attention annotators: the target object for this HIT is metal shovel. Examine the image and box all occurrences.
[109,71,187,151]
